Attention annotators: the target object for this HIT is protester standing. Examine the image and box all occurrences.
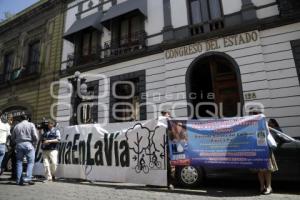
[268,118,282,132]
[11,114,38,185]
[0,111,11,175]
[249,109,278,195]
[7,114,17,180]
[41,120,60,182]
[257,130,278,195]
[158,109,175,190]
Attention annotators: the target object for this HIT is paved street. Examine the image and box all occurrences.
[0,173,299,200]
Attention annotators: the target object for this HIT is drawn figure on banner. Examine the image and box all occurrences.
[125,123,151,174]
[135,154,149,173]
[145,125,166,170]
[159,134,168,169]
[145,125,168,170]
[148,151,161,169]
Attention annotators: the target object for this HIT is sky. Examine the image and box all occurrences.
[0,0,39,20]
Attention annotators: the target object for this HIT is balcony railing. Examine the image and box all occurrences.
[77,54,100,65]
[66,46,102,69]
[102,30,147,58]
[0,62,40,84]
[66,53,100,68]
[65,31,147,70]
[189,18,224,36]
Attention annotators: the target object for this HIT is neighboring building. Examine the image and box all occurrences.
[0,0,66,124]
[57,0,300,137]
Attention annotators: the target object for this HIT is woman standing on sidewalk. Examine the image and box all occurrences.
[249,108,278,195]
[257,118,279,195]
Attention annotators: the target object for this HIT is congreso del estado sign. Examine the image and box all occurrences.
[165,31,259,60]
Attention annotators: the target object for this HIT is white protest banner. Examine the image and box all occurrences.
[33,119,168,186]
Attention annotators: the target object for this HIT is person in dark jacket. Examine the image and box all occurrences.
[41,120,60,182]
[268,118,282,132]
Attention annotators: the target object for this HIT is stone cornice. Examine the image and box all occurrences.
[0,0,65,34]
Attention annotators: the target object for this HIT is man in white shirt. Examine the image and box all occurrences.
[0,111,11,175]
[157,110,171,128]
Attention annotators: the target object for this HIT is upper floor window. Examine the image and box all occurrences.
[189,0,222,23]
[81,30,99,57]
[3,52,14,81]
[103,14,146,58]
[77,29,100,65]
[189,0,224,35]
[28,41,40,67]
[119,15,144,46]
[63,11,103,68]
[208,0,222,19]
[101,0,148,58]
[29,41,40,64]
[278,0,300,17]
[190,0,202,24]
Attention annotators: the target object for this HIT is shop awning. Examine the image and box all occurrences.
[63,11,103,42]
[101,0,147,30]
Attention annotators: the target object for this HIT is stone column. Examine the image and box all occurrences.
[76,1,83,20]
[162,0,174,41]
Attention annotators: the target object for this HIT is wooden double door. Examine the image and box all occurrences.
[189,56,241,117]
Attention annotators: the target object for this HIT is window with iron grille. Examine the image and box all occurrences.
[104,13,146,58]
[81,30,98,57]
[119,15,144,46]
[3,52,14,82]
[74,29,100,65]
[188,0,224,35]
[109,70,146,123]
[26,41,40,74]
[79,80,99,124]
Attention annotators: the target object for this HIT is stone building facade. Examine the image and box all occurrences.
[56,0,300,137]
[0,0,66,124]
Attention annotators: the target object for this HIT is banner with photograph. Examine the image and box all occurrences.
[33,119,168,186]
[168,115,270,169]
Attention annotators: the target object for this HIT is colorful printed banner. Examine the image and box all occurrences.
[33,119,168,186]
[168,115,270,169]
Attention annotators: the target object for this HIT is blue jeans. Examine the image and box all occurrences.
[16,142,35,184]
[0,144,5,170]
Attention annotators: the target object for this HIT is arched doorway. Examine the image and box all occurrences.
[186,52,243,118]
